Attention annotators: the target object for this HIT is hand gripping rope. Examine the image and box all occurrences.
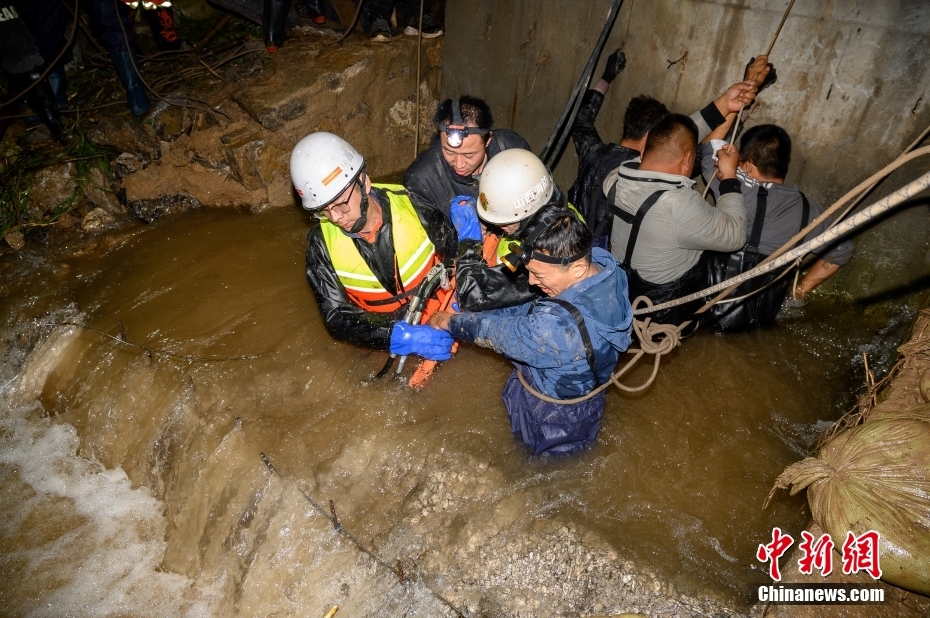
[701,0,795,200]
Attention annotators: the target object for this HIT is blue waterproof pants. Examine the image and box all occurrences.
[501,366,606,456]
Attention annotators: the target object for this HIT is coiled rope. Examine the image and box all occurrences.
[518,147,930,404]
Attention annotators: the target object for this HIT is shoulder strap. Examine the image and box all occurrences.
[530,298,600,385]
[747,185,768,250]
[615,189,667,267]
[800,193,810,230]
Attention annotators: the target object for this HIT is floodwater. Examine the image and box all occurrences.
[0,207,921,616]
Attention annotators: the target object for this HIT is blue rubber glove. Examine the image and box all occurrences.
[390,322,454,361]
[450,195,482,242]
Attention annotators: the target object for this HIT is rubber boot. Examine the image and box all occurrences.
[109,48,151,116]
[263,0,292,52]
[14,72,64,140]
[297,0,326,24]
[144,6,182,51]
[47,67,69,110]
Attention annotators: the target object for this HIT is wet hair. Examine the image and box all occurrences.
[434,96,494,141]
[531,210,593,270]
[740,124,791,180]
[622,95,670,142]
[642,113,699,162]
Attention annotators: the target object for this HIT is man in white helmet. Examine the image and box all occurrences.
[292,132,457,359]
[449,149,582,313]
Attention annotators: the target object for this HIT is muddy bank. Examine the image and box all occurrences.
[2,29,442,252]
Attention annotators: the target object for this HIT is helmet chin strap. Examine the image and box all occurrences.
[349,173,369,234]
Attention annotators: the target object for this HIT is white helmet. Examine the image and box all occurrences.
[477,149,554,225]
[290,132,365,210]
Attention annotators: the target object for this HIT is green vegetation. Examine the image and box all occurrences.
[0,120,116,242]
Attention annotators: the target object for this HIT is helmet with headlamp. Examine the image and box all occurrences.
[438,99,490,148]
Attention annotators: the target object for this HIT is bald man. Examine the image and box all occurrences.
[604,107,749,326]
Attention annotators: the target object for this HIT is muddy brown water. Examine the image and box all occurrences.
[0,207,921,616]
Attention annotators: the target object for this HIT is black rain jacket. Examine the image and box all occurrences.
[304,186,457,351]
[455,198,572,313]
[568,90,641,240]
[403,129,531,218]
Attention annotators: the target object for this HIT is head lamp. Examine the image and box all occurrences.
[439,99,489,148]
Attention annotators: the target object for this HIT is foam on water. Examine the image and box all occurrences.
[0,326,218,618]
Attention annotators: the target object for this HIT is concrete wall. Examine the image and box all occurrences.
[441,0,930,299]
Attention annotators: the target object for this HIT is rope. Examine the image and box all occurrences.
[764,0,796,57]
[39,321,268,362]
[644,166,930,315]
[828,123,930,230]
[0,0,79,109]
[519,0,801,405]
[516,297,679,404]
[259,453,467,618]
[682,144,930,317]
[112,0,233,121]
[713,259,801,306]
[701,0,795,199]
[413,0,425,158]
[516,162,930,404]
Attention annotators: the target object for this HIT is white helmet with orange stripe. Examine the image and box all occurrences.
[290,132,365,211]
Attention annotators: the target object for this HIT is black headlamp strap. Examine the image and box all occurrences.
[528,250,588,266]
[348,170,369,234]
[440,100,488,137]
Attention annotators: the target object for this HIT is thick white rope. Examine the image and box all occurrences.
[641,167,930,315]
[518,167,930,404]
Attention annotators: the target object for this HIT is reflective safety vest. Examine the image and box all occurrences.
[322,184,438,313]
[483,234,520,266]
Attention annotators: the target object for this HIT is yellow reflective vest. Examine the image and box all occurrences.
[321,185,438,313]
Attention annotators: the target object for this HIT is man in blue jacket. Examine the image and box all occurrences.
[429,211,633,456]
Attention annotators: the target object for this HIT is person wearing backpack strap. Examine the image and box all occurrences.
[700,124,854,330]
[568,49,670,249]
[601,61,773,325]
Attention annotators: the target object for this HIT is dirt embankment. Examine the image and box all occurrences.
[3,31,442,250]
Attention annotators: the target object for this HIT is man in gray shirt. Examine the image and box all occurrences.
[603,71,768,325]
[700,124,854,331]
